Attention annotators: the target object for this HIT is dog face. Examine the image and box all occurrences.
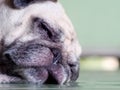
[0,0,81,84]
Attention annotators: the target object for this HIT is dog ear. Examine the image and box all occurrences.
[13,0,57,9]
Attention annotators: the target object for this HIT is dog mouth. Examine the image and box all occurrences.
[2,44,71,84]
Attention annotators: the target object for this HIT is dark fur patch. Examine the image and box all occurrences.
[13,0,57,9]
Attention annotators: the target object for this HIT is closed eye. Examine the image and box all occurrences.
[40,21,53,39]
[33,17,63,42]
[33,18,55,40]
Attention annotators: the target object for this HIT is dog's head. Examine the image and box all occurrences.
[0,0,81,84]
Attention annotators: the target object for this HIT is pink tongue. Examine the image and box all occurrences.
[48,64,67,84]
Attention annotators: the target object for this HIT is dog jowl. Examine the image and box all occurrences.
[0,0,81,84]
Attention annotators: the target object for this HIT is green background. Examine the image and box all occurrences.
[60,0,120,50]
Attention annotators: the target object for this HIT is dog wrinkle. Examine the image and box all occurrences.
[4,43,54,67]
[51,48,62,64]
[0,39,4,54]
[32,17,64,42]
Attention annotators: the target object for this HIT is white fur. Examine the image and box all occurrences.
[0,1,81,59]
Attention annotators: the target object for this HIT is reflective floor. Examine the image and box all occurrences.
[0,71,120,90]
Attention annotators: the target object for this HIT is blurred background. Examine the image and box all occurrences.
[60,0,120,71]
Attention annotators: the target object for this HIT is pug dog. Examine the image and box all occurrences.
[0,0,81,84]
